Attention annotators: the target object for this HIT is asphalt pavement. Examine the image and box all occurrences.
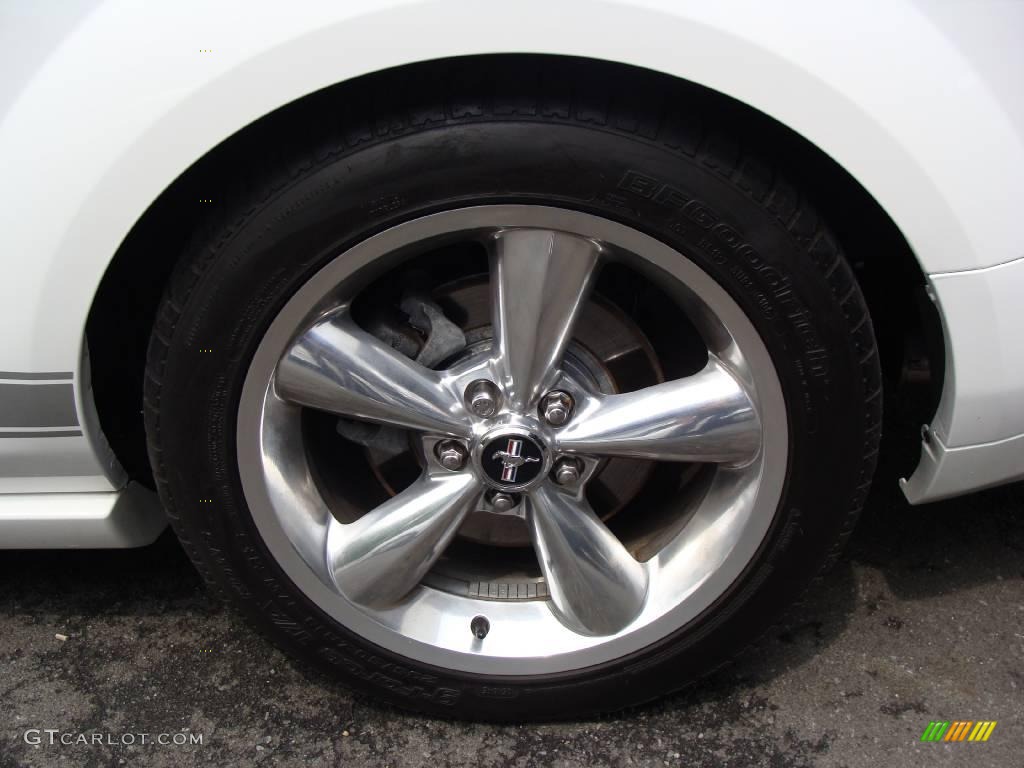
[1,481,1021,767]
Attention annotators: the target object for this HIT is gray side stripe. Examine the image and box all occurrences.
[0,371,73,380]
[0,430,83,438]
[0,382,79,428]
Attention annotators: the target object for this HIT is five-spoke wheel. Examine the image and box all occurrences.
[237,206,786,671]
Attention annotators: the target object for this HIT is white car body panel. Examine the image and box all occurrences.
[0,0,1022,544]
[0,483,165,548]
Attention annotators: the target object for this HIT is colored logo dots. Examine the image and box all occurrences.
[920,721,997,742]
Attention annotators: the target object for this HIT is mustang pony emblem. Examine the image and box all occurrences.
[492,438,540,482]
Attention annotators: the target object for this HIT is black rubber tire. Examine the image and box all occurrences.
[144,60,881,721]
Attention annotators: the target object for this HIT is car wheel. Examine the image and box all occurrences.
[145,71,881,720]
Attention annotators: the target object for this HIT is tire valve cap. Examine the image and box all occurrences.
[471,615,490,640]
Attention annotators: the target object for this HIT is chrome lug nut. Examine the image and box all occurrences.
[465,379,501,418]
[541,390,574,426]
[436,440,468,471]
[489,491,519,512]
[553,458,582,486]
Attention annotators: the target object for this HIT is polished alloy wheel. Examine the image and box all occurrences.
[236,206,787,674]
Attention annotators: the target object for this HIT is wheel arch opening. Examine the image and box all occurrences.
[84,53,942,490]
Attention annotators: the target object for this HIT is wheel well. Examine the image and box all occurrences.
[85,54,942,488]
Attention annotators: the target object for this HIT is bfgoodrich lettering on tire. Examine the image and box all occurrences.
[145,62,881,720]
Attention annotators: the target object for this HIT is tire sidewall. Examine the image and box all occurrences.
[149,119,875,719]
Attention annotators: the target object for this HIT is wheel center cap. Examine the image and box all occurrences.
[477,428,548,491]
